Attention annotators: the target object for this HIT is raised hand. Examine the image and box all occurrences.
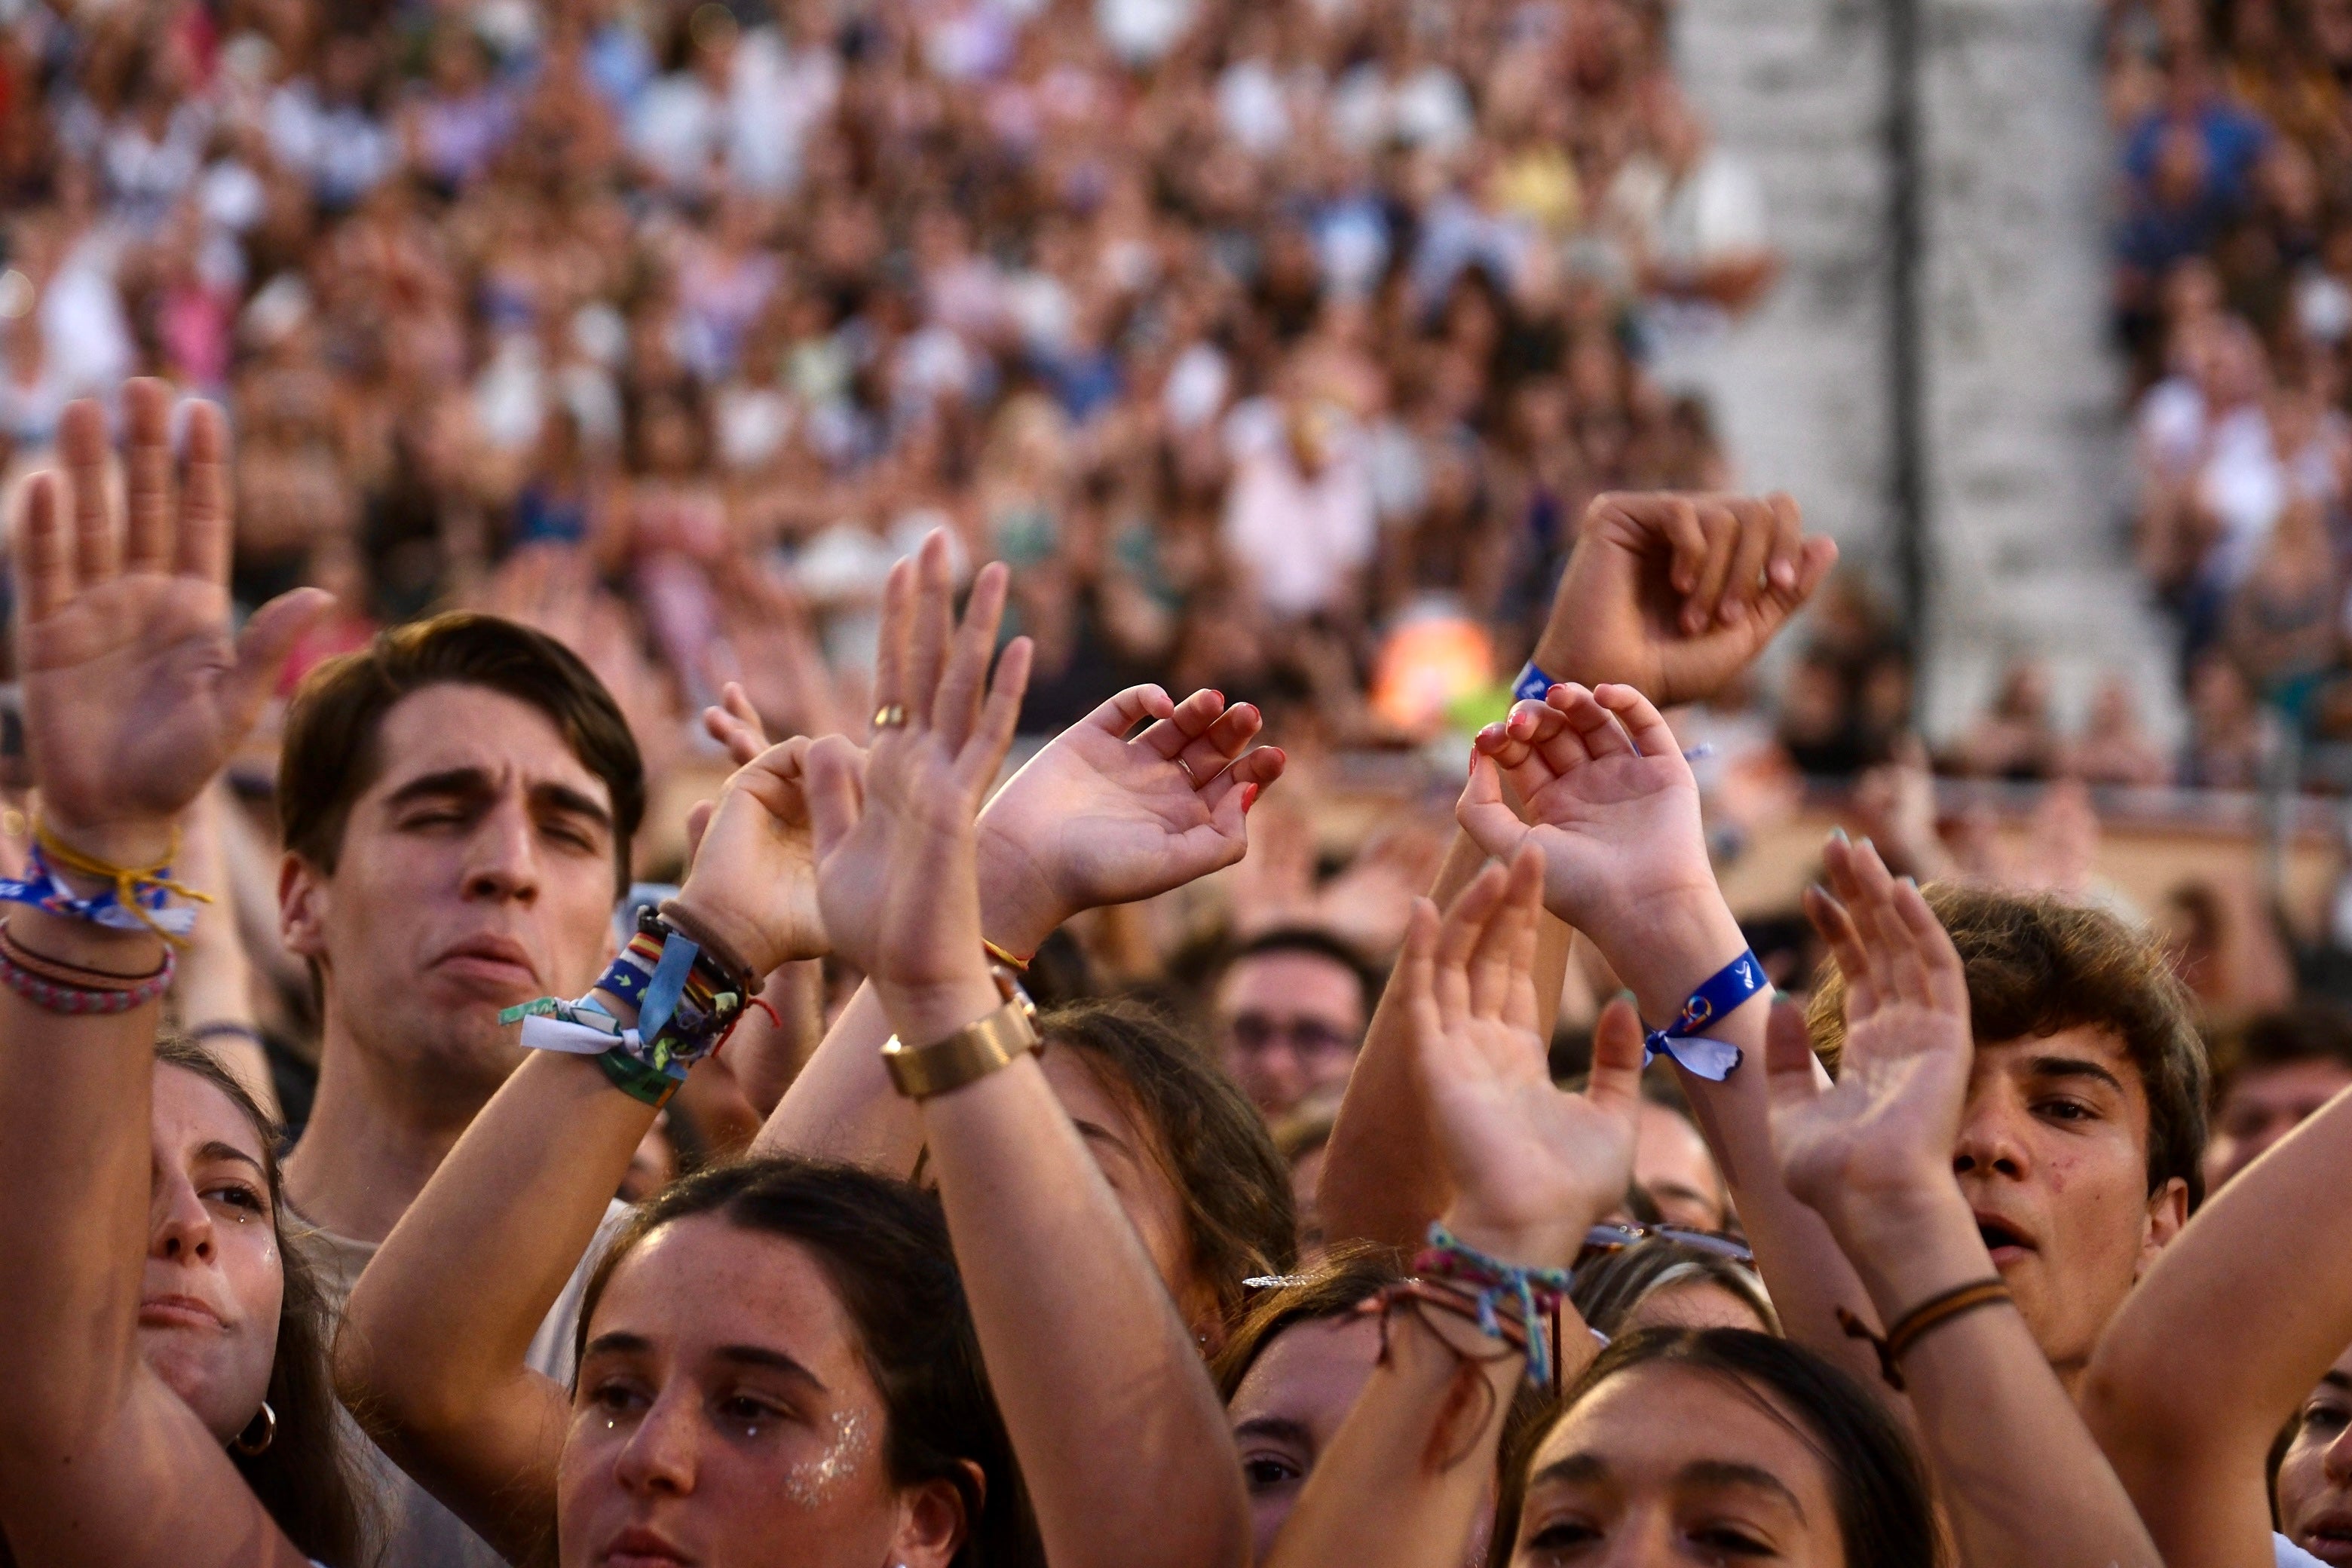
[975,681,1286,957]
[1545,492,1836,706]
[1403,847,1642,1266]
[667,734,832,977]
[15,383,325,862]
[1456,682,1715,948]
[804,532,1031,1026]
[1766,833,1974,1235]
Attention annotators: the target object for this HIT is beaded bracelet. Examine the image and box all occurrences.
[0,943,175,1014]
[1413,1223,1576,1389]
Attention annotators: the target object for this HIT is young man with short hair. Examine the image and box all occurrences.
[275,611,646,1568]
[1805,883,2207,1384]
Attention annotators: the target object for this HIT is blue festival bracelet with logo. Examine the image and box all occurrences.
[1641,949,1769,1080]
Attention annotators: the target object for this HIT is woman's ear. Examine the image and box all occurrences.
[891,1472,972,1568]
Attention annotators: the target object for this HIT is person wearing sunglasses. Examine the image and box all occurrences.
[1214,927,1379,1120]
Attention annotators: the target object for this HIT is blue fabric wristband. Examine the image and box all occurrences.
[1642,949,1768,1080]
[1511,660,1556,704]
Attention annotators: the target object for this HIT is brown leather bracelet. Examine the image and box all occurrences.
[1839,1277,2013,1391]
[654,899,763,995]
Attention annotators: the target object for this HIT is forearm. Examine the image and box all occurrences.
[1318,831,1489,1248]
[0,906,164,1437]
[753,839,1069,1171]
[338,1047,645,1557]
[1845,1196,2161,1568]
[751,980,923,1169]
[920,1042,1250,1568]
[1603,891,1900,1400]
[2082,1083,2352,1568]
[1263,1303,1524,1568]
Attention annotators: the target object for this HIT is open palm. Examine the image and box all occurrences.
[1406,848,1642,1267]
[804,533,1030,992]
[1767,834,1974,1226]
[975,684,1286,951]
[17,386,322,854]
[1456,682,1714,939]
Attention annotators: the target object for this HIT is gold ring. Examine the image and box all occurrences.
[1174,756,1200,787]
[871,703,908,730]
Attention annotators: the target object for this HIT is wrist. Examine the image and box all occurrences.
[1821,1181,1991,1309]
[973,817,1067,958]
[663,886,767,981]
[35,813,180,893]
[1591,887,1750,1024]
[1438,1205,1580,1273]
[877,972,1006,1049]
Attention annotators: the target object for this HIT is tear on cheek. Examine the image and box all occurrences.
[782,1409,871,1509]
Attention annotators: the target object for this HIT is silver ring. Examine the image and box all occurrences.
[871,703,908,730]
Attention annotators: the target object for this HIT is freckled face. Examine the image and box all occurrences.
[559,1217,924,1568]
[1949,1027,2184,1375]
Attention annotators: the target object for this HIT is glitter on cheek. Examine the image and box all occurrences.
[782,1408,871,1509]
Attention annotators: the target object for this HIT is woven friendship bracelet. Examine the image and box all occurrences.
[0,834,204,942]
[1413,1223,1575,1389]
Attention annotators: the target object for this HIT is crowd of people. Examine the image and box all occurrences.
[2110,0,2352,783]
[0,378,2348,1568]
[2,1,2352,1566]
[0,0,1784,774]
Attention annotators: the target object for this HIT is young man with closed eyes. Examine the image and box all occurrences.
[274,611,648,1568]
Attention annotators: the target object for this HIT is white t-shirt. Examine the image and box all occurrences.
[294,1199,631,1568]
[2278,1533,2327,1568]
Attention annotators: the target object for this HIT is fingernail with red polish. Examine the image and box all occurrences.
[1243,783,1260,813]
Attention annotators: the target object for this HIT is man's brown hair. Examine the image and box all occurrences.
[278,613,645,896]
[1806,883,2210,1209]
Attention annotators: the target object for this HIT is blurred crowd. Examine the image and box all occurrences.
[0,0,1787,779]
[2107,0,2352,786]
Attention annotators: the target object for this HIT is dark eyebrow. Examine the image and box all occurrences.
[2323,1370,2352,1394]
[1231,1416,1315,1448]
[384,767,497,810]
[1528,1453,1608,1489]
[1073,1117,1137,1162]
[2025,1056,2127,1096]
[712,1344,828,1391]
[578,1335,826,1392]
[382,769,611,834]
[582,1331,654,1361]
[531,781,613,832]
[1680,1459,1808,1518]
[194,1141,265,1175]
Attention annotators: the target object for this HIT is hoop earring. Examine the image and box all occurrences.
[231,1400,276,1457]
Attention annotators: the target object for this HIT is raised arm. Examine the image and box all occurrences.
[0,383,323,1566]
[804,544,1250,1568]
[1267,850,1639,1568]
[336,718,841,1560]
[1770,835,2161,1568]
[2081,1050,2352,1568]
[1318,492,1836,1247]
[752,527,1285,1173]
[1449,678,1897,1404]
